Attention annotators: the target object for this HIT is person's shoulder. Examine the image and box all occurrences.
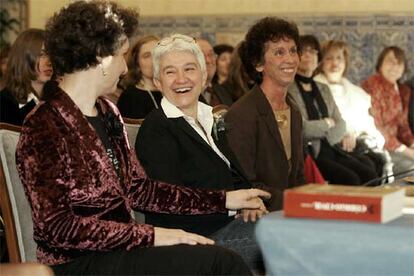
[140,108,168,130]
[119,85,143,100]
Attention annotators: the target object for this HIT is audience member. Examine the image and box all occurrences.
[136,34,266,272]
[314,40,387,177]
[0,44,11,91]
[0,29,52,126]
[225,17,305,211]
[16,1,269,275]
[219,43,254,102]
[196,38,233,106]
[288,35,377,185]
[212,43,234,85]
[117,35,162,118]
[362,46,414,175]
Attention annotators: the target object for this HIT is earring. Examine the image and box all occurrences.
[99,63,107,76]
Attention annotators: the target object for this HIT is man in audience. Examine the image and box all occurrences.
[225,17,305,211]
[196,38,233,106]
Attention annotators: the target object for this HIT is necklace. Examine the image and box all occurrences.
[136,82,159,109]
[275,113,288,128]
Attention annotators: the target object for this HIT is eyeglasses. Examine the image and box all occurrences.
[157,35,196,47]
[273,46,299,58]
[301,47,318,55]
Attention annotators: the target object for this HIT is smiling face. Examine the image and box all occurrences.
[379,50,405,84]
[197,39,216,84]
[322,47,346,83]
[154,50,207,115]
[297,45,318,77]
[256,38,299,88]
[99,38,129,95]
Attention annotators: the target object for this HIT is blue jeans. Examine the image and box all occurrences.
[209,217,264,273]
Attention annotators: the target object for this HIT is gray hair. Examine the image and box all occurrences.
[152,34,207,80]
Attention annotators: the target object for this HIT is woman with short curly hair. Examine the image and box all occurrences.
[16,1,268,275]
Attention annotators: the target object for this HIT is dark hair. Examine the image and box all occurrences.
[212,44,234,84]
[4,29,45,103]
[213,44,234,57]
[45,0,139,76]
[0,44,11,78]
[299,34,322,62]
[122,35,158,88]
[224,43,253,101]
[375,46,406,74]
[240,17,300,84]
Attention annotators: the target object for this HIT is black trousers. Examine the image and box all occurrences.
[51,244,252,275]
[316,143,377,185]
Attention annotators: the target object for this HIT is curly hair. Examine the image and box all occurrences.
[45,0,139,76]
[240,17,300,84]
[121,35,159,88]
[4,29,45,103]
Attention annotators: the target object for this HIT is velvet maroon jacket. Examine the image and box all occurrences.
[16,87,227,266]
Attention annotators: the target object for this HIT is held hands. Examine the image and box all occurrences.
[154,227,215,246]
[225,189,271,211]
[341,133,356,152]
[235,209,268,222]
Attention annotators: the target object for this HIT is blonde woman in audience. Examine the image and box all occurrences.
[16,1,269,275]
[117,35,162,118]
[0,29,52,125]
[362,46,414,176]
[314,40,387,177]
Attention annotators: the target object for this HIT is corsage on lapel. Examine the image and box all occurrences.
[102,111,124,140]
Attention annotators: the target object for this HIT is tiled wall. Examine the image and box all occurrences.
[139,14,414,84]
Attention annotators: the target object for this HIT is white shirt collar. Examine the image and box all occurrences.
[161,97,230,167]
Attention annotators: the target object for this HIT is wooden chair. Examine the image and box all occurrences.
[0,123,36,262]
[122,117,144,150]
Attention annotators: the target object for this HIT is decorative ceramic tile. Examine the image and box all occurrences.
[139,14,414,84]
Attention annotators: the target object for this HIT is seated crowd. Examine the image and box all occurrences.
[0,0,413,274]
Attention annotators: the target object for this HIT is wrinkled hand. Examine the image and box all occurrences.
[236,209,268,222]
[154,227,215,246]
[225,189,271,211]
[341,133,356,152]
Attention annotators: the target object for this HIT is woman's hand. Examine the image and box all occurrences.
[236,209,268,222]
[225,189,271,211]
[341,133,356,152]
[154,227,215,246]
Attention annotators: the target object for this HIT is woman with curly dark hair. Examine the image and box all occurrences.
[117,35,163,119]
[16,1,269,275]
[225,17,305,211]
[0,29,52,125]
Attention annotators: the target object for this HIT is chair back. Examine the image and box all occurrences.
[123,117,144,150]
[0,123,36,262]
[121,118,146,223]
